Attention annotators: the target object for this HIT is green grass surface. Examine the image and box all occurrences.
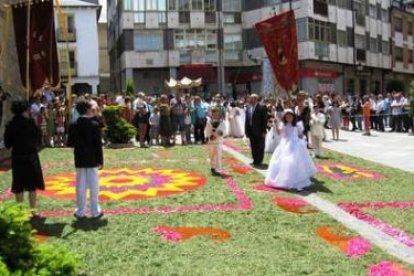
[0,144,413,275]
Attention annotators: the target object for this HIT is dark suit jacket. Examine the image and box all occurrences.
[67,117,103,168]
[245,104,268,138]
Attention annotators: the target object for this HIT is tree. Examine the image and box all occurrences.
[386,80,405,93]
[126,80,135,97]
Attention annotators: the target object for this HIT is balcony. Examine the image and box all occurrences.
[57,29,76,42]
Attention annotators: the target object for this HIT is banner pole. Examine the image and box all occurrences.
[25,0,31,100]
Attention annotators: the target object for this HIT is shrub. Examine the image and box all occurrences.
[409,80,414,118]
[0,202,80,275]
[102,106,137,144]
[126,79,135,97]
[0,259,9,276]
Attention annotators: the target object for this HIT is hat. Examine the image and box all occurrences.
[283,109,295,115]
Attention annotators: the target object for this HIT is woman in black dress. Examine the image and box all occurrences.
[4,101,44,211]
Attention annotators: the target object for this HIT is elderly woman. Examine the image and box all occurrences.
[4,101,44,212]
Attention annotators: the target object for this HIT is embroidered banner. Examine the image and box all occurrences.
[256,11,299,91]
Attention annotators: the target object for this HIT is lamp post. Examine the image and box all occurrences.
[217,8,225,96]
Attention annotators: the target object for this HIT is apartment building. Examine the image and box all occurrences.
[108,0,414,96]
[56,0,101,94]
[390,4,414,89]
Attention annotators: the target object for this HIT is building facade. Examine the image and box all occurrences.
[56,0,101,94]
[107,0,414,96]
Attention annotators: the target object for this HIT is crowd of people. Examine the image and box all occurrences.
[27,87,413,149]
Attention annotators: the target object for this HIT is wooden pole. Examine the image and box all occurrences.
[55,0,72,108]
[25,0,31,100]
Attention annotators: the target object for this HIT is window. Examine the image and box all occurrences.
[66,14,75,34]
[59,48,76,76]
[337,30,347,46]
[146,0,157,10]
[224,13,241,24]
[224,34,242,50]
[308,19,330,42]
[382,41,390,55]
[336,0,351,9]
[394,17,402,32]
[356,49,366,61]
[178,0,190,10]
[124,0,133,10]
[315,41,329,57]
[408,22,413,35]
[409,49,413,63]
[168,0,176,10]
[179,11,190,23]
[174,29,217,50]
[382,10,388,22]
[159,12,167,24]
[370,38,378,52]
[395,47,403,62]
[355,34,365,49]
[204,0,215,11]
[134,12,145,23]
[369,4,376,19]
[205,12,216,23]
[222,0,242,12]
[134,31,164,51]
[191,0,203,10]
[376,4,381,20]
[314,0,328,16]
[354,1,365,26]
[297,18,307,42]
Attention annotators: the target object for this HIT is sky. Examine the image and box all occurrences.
[99,0,107,23]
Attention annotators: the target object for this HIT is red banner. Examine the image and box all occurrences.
[256,11,299,91]
[13,0,60,93]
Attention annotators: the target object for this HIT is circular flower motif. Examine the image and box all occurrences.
[40,168,206,201]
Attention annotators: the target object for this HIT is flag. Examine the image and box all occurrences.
[255,10,299,91]
[13,0,60,93]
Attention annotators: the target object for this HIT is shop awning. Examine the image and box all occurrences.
[178,64,216,83]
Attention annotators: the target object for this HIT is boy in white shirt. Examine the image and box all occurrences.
[205,107,226,176]
[310,105,326,158]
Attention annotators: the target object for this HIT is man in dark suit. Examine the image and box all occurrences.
[245,94,268,168]
[67,100,104,219]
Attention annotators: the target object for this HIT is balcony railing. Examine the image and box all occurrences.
[57,29,76,42]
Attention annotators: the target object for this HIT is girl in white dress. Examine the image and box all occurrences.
[238,102,246,137]
[228,102,244,138]
[265,109,317,191]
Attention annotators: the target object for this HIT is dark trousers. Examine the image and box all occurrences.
[249,135,265,165]
[392,115,403,132]
[374,112,384,131]
[194,122,206,143]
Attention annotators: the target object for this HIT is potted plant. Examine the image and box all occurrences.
[102,106,137,148]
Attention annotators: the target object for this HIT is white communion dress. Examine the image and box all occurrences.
[265,122,317,190]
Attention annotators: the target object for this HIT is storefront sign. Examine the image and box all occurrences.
[300,68,338,79]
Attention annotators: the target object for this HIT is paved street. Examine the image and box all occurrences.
[323,130,414,173]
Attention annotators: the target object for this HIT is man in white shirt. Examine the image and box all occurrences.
[391,93,404,132]
[375,94,385,131]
